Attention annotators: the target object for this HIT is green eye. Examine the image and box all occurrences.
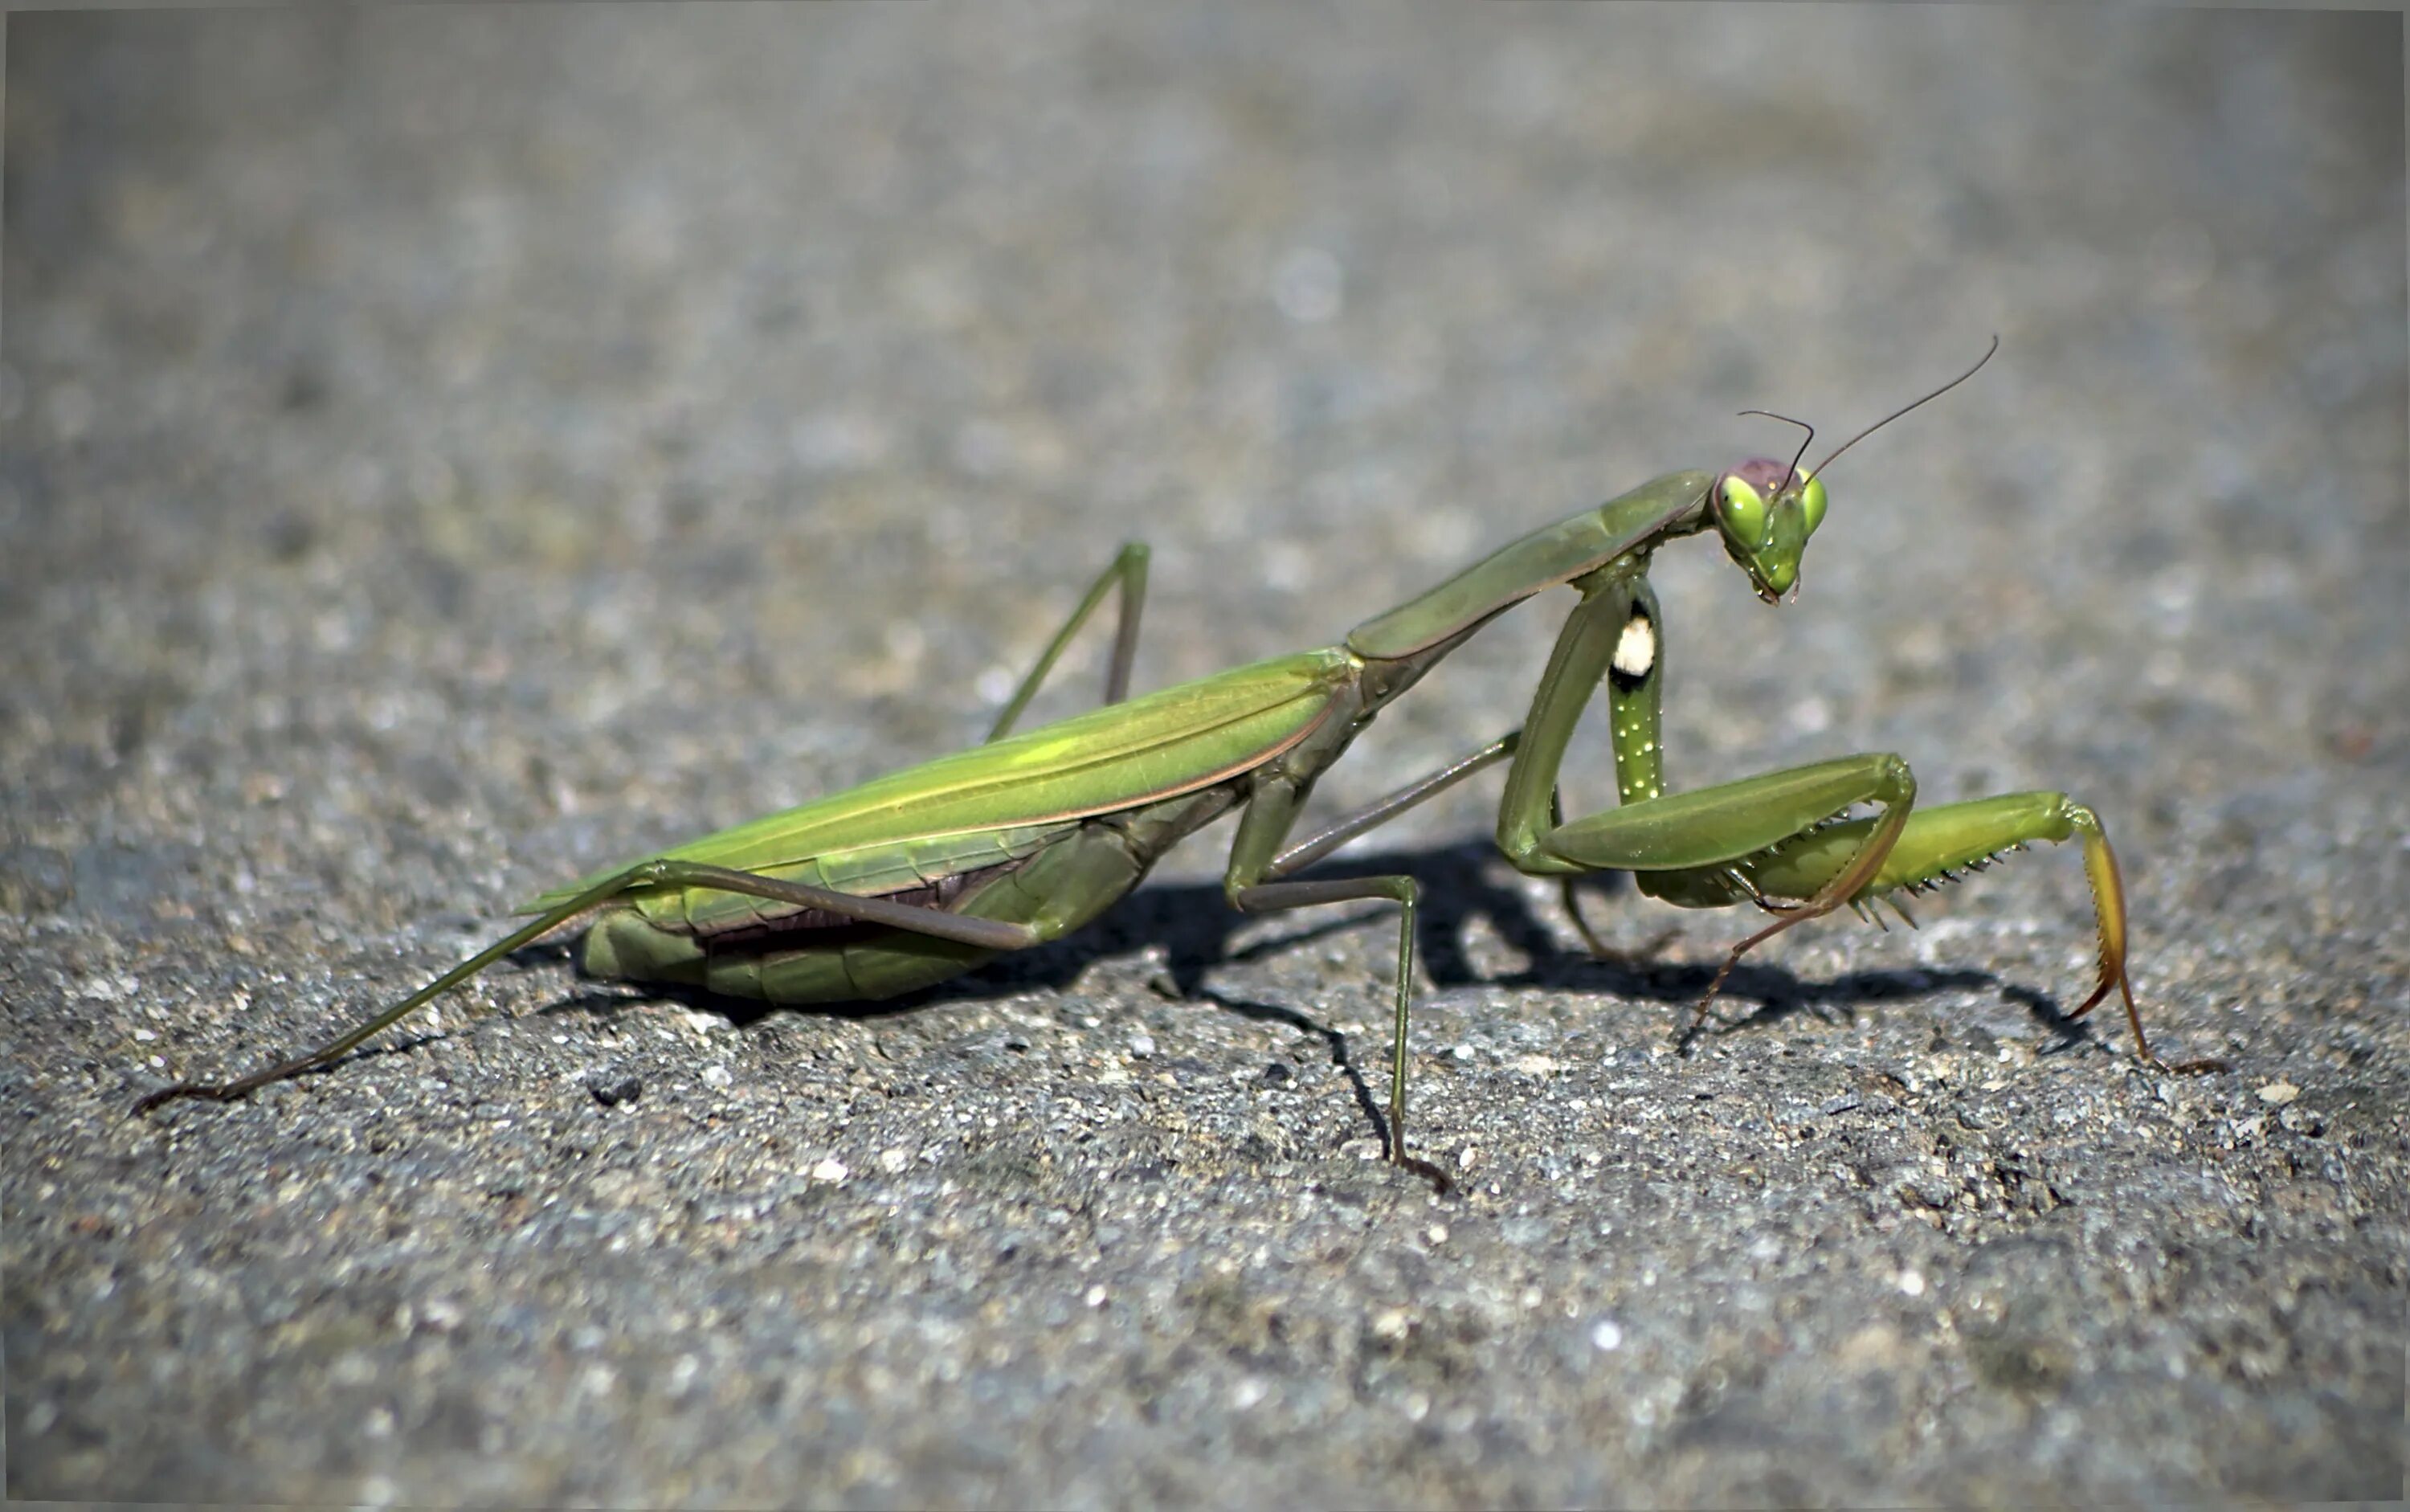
[1718,476,1769,547]
[1798,474,1828,537]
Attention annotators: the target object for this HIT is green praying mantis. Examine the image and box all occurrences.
[137,340,2223,1172]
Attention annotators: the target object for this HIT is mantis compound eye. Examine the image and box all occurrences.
[1716,472,1771,550]
[1797,473,1828,537]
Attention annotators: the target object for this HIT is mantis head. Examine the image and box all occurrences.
[1710,334,2002,605]
[1710,458,1824,603]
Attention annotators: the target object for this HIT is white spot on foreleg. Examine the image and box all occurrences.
[1611,614,1656,680]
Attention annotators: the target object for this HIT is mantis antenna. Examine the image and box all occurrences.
[1734,409,1816,494]
[1812,334,2000,477]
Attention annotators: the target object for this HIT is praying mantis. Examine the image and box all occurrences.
[137,340,2223,1173]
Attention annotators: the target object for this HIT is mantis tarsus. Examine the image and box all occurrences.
[137,340,2224,1175]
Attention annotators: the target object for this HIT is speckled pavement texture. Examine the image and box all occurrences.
[5,6,2404,1506]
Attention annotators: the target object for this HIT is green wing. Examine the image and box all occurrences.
[521,647,1355,912]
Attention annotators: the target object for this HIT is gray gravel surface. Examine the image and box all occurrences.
[6,6,2405,1506]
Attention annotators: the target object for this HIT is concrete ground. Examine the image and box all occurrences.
[5,6,2404,1506]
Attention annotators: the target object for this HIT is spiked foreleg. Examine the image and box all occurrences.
[1736,792,2224,1073]
[1490,570,1922,1024]
[1527,754,1921,1026]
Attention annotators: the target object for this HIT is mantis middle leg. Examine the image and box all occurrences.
[1210,732,1531,1174]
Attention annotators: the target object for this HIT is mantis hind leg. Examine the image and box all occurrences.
[985,542,1150,740]
[135,859,1043,1111]
[611,824,1155,1004]
[1217,738,1539,1186]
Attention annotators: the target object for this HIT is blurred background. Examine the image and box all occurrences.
[6,7,2403,1505]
